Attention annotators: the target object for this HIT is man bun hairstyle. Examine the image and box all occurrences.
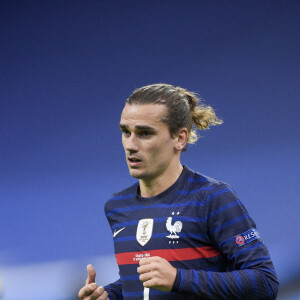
[126,83,222,149]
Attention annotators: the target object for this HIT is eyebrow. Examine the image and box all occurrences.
[119,124,156,131]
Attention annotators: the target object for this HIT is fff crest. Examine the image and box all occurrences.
[136,218,154,246]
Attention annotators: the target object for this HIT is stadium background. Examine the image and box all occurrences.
[0,1,299,299]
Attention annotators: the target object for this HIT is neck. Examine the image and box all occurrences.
[139,162,183,198]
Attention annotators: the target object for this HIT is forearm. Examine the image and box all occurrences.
[172,267,278,299]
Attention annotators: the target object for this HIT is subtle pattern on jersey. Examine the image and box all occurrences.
[104,166,278,299]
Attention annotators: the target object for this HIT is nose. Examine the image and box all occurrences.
[124,133,139,153]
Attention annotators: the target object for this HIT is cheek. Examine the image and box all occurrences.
[150,148,162,161]
[142,143,160,164]
[122,136,128,150]
[148,141,174,162]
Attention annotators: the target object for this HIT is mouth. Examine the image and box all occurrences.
[128,156,142,167]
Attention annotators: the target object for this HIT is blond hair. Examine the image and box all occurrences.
[126,83,223,149]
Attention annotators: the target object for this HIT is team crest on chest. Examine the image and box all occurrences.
[166,211,183,244]
[136,219,154,246]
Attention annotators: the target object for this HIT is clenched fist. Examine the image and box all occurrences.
[137,256,177,292]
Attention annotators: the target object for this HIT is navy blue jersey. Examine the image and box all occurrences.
[104,166,278,299]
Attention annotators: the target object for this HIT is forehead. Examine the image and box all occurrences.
[120,104,168,128]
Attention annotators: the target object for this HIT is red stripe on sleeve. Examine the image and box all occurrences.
[115,246,220,265]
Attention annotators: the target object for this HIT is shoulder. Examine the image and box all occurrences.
[110,182,138,199]
[184,165,233,191]
[183,166,238,204]
[104,182,138,212]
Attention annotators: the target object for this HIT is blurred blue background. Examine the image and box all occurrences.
[0,1,299,299]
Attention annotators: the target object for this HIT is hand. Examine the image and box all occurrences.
[137,256,177,292]
[78,264,109,300]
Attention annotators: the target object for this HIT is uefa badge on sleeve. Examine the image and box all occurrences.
[235,235,245,246]
[235,228,261,247]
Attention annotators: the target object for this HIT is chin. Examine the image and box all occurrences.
[128,168,143,179]
[129,168,151,180]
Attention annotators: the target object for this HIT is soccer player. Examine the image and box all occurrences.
[78,84,279,300]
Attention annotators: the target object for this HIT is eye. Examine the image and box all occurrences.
[139,131,153,138]
[121,129,131,137]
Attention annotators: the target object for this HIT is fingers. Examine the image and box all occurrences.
[139,271,152,284]
[137,264,150,275]
[139,269,160,290]
[78,285,109,300]
[137,256,176,292]
[139,257,153,266]
[137,258,154,285]
[137,256,160,274]
[86,264,96,284]
[137,256,158,275]
[142,278,156,289]
[138,257,155,274]
[90,286,109,300]
[98,288,109,300]
[78,282,98,299]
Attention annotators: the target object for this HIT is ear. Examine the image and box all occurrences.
[174,128,188,151]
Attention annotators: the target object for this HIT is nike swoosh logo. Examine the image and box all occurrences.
[113,227,126,238]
